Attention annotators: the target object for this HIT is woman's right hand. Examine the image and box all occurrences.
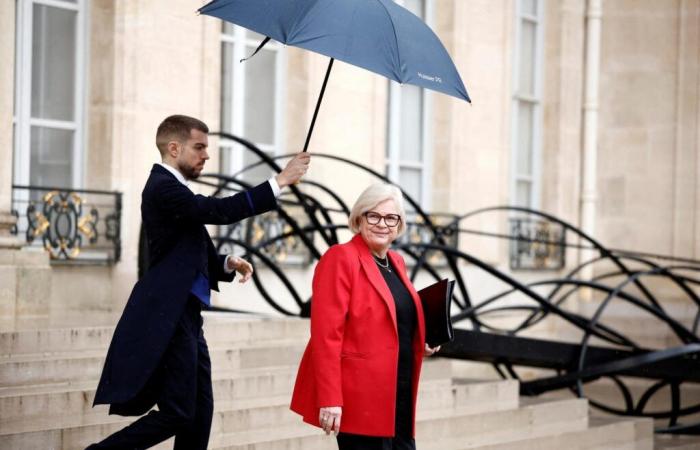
[319,406,342,435]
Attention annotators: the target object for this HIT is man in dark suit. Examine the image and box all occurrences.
[88,115,310,449]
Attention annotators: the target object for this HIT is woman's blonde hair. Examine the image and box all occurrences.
[348,183,407,236]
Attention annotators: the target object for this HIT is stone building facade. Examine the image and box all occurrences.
[0,0,698,320]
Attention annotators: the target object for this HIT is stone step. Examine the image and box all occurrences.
[200,397,588,450]
[1,333,455,388]
[538,376,700,432]
[460,416,653,450]
[0,314,310,359]
[0,378,518,449]
[655,434,700,449]
[417,397,589,450]
[0,340,309,387]
[0,366,298,435]
[0,358,456,434]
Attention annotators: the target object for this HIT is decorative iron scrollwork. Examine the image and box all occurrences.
[509,217,565,270]
[12,186,122,264]
[217,209,313,266]
[25,191,97,259]
[10,209,19,235]
[400,213,459,267]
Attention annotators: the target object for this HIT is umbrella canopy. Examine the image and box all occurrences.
[200,0,470,102]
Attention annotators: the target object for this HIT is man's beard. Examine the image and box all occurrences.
[178,162,201,180]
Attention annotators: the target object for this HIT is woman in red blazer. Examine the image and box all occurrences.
[291,183,440,450]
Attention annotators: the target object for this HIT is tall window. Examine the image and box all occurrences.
[386,0,433,208]
[511,0,544,208]
[220,23,286,183]
[13,0,86,190]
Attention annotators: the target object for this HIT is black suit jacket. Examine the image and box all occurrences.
[93,164,276,415]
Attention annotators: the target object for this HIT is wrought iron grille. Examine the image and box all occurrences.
[11,185,122,264]
[509,217,566,270]
[399,212,459,267]
[216,206,315,267]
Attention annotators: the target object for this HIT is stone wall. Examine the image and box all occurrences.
[597,0,700,258]
[0,1,17,247]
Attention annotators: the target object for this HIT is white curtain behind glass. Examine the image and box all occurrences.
[387,0,429,208]
[14,0,83,192]
[29,4,77,188]
[220,24,283,184]
[511,0,543,209]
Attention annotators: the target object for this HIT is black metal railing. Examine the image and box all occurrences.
[11,185,122,264]
[136,132,700,434]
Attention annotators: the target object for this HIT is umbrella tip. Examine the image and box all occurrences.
[195,9,201,16]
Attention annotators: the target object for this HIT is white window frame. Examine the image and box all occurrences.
[510,0,544,209]
[386,0,433,209]
[13,0,87,190]
[219,25,287,176]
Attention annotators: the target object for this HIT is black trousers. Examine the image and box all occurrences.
[336,380,416,450]
[88,298,213,450]
[336,430,416,450]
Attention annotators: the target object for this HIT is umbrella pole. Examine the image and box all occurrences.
[302,58,334,152]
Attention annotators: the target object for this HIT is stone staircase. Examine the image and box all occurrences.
[0,313,657,449]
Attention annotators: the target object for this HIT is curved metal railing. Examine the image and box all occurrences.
[138,132,700,434]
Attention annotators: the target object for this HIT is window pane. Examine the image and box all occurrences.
[399,167,422,204]
[30,126,74,188]
[400,84,423,163]
[244,48,276,145]
[31,4,76,121]
[515,180,532,208]
[516,101,533,176]
[518,20,536,96]
[220,42,234,133]
[521,0,537,16]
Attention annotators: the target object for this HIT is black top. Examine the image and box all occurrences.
[374,256,416,387]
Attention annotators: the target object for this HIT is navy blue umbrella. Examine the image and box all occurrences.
[199,0,470,151]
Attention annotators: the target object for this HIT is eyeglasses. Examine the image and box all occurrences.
[363,211,401,228]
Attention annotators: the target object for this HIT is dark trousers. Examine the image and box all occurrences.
[88,298,213,450]
[336,433,416,450]
[336,380,416,450]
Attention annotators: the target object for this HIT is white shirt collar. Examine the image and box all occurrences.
[157,162,188,187]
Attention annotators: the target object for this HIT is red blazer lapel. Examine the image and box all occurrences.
[351,235,397,332]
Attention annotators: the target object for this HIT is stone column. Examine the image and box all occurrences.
[0,1,19,249]
[672,0,700,259]
[0,3,51,328]
[578,0,602,295]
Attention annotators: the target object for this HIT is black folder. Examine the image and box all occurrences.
[417,279,455,348]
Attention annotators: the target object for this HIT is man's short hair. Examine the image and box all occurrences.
[155,115,209,156]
